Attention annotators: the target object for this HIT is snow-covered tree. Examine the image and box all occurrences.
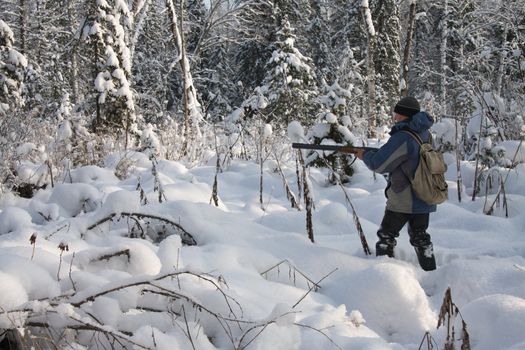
[198,41,237,121]
[465,113,502,168]
[244,20,320,129]
[0,19,27,116]
[319,80,367,137]
[304,111,360,184]
[82,0,138,147]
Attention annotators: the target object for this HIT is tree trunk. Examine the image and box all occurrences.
[455,116,463,203]
[494,22,508,97]
[401,0,417,97]
[130,0,151,60]
[18,0,27,54]
[438,0,448,121]
[361,0,377,138]
[298,151,314,243]
[69,0,79,105]
[166,0,202,158]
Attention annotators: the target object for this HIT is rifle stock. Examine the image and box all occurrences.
[292,143,376,154]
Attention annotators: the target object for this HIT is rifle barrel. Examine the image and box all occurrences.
[291,143,376,153]
[291,143,342,151]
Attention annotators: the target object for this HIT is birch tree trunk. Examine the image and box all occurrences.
[400,0,417,97]
[130,0,151,60]
[361,0,377,138]
[166,0,203,159]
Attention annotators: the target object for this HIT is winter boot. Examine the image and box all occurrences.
[376,240,395,258]
[415,245,436,271]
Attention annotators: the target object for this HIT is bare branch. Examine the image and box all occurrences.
[86,211,197,245]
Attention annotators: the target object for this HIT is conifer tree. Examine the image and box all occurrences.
[372,0,401,115]
[132,1,175,124]
[248,20,320,129]
[233,0,276,98]
[305,0,334,82]
[199,41,237,120]
[304,110,359,184]
[329,0,364,57]
[0,20,27,117]
[185,0,208,55]
[0,19,32,188]
[82,0,138,148]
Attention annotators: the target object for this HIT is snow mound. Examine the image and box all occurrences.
[48,183,102,217]
[0,253,60,299]
[462,294,525,350]
[0,206,33,234]
[70,165,119,184]
[0,271,28,328]
[326,263,436,343]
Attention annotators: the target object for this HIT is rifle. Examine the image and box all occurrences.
[291,143,376,154]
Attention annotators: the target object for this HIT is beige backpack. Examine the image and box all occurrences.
[403,130,448,205]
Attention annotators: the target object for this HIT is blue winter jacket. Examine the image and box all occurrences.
[362,112,437,214]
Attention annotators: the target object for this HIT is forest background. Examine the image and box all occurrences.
[1,0,524,186]
[1,0,525,349]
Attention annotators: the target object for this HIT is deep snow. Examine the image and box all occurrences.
[1,145,525,349]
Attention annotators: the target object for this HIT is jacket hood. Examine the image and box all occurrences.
[391,111,434,134]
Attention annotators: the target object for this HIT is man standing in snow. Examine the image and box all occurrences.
[355,97,437,271]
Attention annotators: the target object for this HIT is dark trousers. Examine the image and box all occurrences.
[375,210,436,271]
[377,210,432,248]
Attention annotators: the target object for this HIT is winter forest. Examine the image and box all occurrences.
[1,0,525,349]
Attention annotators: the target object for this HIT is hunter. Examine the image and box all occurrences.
[355,96,437,271]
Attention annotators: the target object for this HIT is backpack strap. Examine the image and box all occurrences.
[402,129,429,145]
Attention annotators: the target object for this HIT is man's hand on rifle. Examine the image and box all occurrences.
[354,148,365,160]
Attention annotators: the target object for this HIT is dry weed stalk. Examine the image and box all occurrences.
[318,157,371,255]
[29,233,37,260]
[272,147,300,210]
[150,155,167,203]
[418,331,437,349]
[136,176,149,205]
[210,124,221,207]
[296,150,315,242]
[57,242,69,281]
[437,287,471,350]
[337,183,371,255]
[260,259,323,291]
[235,310,343,350]
[483,169,508,217]
[260,259,337,309]
[292,268,338,309]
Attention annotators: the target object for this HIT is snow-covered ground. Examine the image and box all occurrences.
[1,148,524,349]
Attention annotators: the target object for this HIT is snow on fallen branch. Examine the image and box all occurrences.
[86,211,197,245]
[3,270,245,348]
[3,266,346,349]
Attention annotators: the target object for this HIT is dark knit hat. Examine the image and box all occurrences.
[394,96,420,118]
